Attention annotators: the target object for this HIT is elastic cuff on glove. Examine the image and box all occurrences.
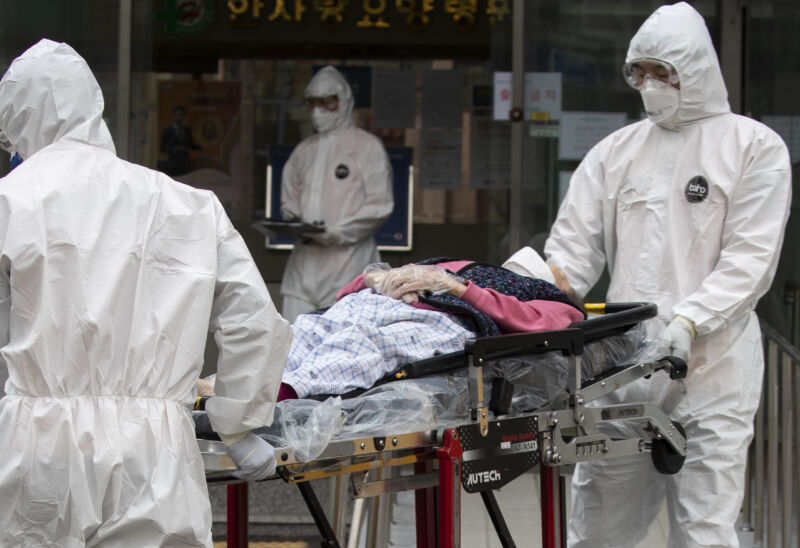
[219,431,248,446]
[673,314,697,340]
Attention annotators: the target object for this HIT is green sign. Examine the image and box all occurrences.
[157,0,217,36]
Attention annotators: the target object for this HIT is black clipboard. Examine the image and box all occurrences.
[252,218,325,239]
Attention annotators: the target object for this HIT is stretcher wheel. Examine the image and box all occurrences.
[651,421,686,475]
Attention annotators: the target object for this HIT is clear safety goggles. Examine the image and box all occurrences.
[622,58,680,90]
[303,95,339,112]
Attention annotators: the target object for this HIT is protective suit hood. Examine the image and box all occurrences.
[626,2,730,130]
[0,39,115,161]
[304,65,354,132]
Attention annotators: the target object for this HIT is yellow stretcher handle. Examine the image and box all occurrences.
[584,303,606,314]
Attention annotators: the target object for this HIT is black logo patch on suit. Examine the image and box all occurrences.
[685,176,709,203]
[335,164,350,179]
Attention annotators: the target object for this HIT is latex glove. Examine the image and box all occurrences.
[388,265,464,303]
[223,432,277,481]
[364,266,422,304]
[365,264,462,303]
[548,265,570,292]
[363,266,390,293]
[195,378,215,397]
[667,315,696,364]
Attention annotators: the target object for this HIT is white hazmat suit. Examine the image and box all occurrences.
[280,66,393,322]
[544,3,791,547]
[0,40,292,546]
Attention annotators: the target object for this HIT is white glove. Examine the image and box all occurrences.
[301,225,342,246]
[667,315,696,364]
[223,432,277,481]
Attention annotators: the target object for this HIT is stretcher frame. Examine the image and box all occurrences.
[205,302,688,548]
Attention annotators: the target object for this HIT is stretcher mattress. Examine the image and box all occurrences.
[195,318,669,462]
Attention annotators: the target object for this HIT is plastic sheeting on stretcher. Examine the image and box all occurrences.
[197,303,690,548]
[194,317,670,463]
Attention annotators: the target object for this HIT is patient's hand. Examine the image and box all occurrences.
[196,378,216,397]
[365,264,465,303]
[363,269,388,291]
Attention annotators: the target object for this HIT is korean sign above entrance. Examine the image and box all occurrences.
[154,0,504,71]
[155,0,508,41]
[224,0,511,32]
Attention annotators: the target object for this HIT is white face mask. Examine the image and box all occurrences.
[640,78,680,123]
[311,107,339,133]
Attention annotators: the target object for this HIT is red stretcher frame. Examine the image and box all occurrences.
[223,430,565,548]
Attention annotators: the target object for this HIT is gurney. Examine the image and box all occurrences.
[196,302,688,548]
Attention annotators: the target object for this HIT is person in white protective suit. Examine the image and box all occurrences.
[280,65,394,322]
[541,3,791,547]
[0,40,293,547]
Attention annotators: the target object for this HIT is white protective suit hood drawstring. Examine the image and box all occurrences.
[304,65,355,133]
[626,2,730,130]
[0,39,116,160]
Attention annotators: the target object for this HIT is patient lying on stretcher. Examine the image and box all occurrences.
[198,248,586,399]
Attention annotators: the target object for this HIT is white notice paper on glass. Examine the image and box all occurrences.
[374,69,417,129]
[558,112,628,160]
[524,72,562,121]
[493,72,512,121]
[470,111,511,189]
[422,70,463,128]
[419,129,462,190]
